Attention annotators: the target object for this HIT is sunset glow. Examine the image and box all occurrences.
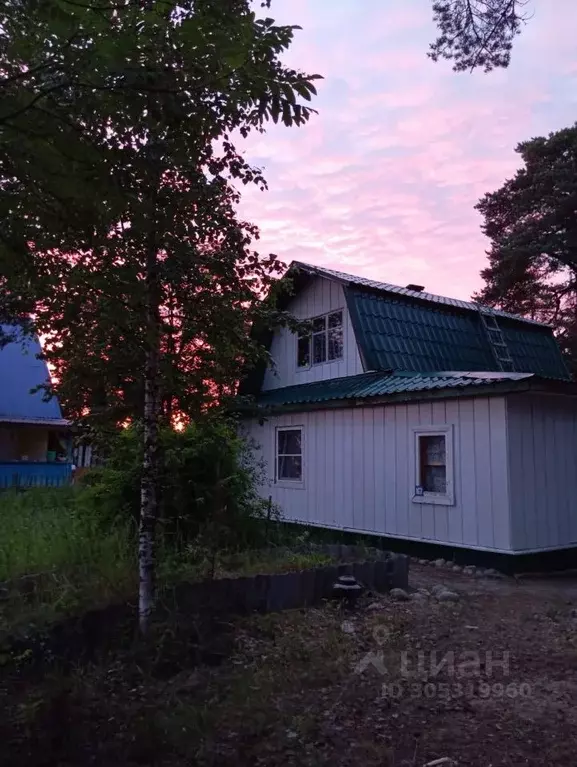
[239,0,577,300]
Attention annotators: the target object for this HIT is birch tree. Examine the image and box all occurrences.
[0,0,319,632]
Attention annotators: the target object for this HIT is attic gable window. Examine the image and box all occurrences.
[297,310,343,368]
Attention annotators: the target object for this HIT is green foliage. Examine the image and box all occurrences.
[0,488,134,584]
[0,0,321,429]
[0,0,321,627]
[475,123,577,374]
[80,417,274,550]
[0,488,135,629]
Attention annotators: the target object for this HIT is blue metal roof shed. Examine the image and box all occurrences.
[0,325,71,488]
[0,324,67,425]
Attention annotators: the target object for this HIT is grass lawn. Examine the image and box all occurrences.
[0,488,137,629]
[2,564,577,766]
[0,487,331,634]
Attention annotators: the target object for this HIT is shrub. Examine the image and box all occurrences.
[79,416,274,553]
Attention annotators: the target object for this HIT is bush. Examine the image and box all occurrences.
[79,416,274,554]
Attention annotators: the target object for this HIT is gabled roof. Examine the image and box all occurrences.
[0,325,67,426]
[289,262,570,381]
[239,261,571,398]
[291,261,548,326]
[255,371,577,410]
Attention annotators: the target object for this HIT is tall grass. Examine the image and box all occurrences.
[0,481,329,630]
[0,489,137,626]
[0,488,134,582]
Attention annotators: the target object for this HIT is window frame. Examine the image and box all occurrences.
[296,309,344,370]
[275,425,305,488]
[411,424,455,506]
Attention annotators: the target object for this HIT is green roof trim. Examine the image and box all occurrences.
[255,371,552,410]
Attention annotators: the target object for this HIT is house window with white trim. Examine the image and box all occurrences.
[412,425,454,505]
[276,427,303,482]
[297,310,343,368]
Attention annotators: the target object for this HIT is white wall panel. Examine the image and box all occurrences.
[507,394,577,552]
[262,277,364,391]
[243,394,512,552]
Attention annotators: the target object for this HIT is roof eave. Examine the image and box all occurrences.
[0,416,71,427]
[250,377,577,415]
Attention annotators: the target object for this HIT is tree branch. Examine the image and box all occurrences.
[469,0,518,72]
[0,31,80,87]
[0,83,71,125]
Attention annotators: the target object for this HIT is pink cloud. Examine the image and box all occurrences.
[236,0,577,300]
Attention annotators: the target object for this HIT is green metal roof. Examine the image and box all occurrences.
[292,261,548,326]
[344,286,569,380]
[239,262,571,397]
[256,371,537,409]
[500,324,568,379]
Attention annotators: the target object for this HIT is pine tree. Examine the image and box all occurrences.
[429,0,531,71]
[475,124,577,375]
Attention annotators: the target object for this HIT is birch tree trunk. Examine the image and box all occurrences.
[139,235,161,634]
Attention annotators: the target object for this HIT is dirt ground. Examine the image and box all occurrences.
[3,562,577,767]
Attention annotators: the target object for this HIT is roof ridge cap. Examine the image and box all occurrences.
[288,261,551,328]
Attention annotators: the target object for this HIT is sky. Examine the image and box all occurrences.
[237,0,577,300]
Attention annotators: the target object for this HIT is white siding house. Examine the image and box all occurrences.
[241,262,577,557]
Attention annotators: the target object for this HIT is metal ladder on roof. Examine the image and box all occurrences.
[478,307,515,372]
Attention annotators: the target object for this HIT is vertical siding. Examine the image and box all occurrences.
[243,394,512,552]
[472,398,493,549]
[351,409,364,530]
[431,400,450,544]
[507,394,577,552]
[489,397,510,551]
[373,407,385,534]
[394,406,410,538]
[262,277,364,391]
[445,400,464,545]
[383,406,397,536]
[323,410,335,528]
[333,410,346,529]
[408,403,423,540]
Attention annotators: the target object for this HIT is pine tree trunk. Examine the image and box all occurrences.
[139,239,161,634]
